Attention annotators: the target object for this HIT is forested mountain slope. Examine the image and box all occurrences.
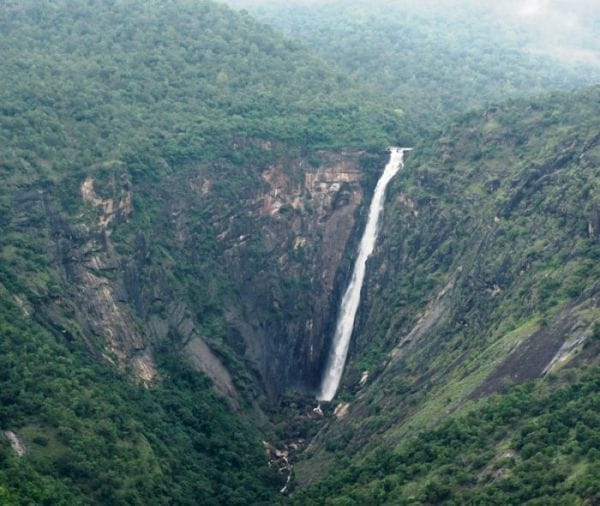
[291,85,600,504]
[0,0,598,504]
[0,0,397,503]
[227,0,600,138]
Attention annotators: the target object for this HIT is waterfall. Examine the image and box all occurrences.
[317,147,408,402]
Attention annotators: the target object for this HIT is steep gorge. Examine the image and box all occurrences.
[40,144,387,400]
[1,1,599,504]
[0,1,401,502]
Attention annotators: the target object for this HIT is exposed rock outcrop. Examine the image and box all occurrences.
[185,337,239,407]
[37,144,379,399]
[76,175,157,385]
[4,430,27,457]
[222,150,369,396]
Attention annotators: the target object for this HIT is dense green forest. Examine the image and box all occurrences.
[0,0,598,504]
[0,289,280,505]
[0,0,397,171]
[227,0,600,137]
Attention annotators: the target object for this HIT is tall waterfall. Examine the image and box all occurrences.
[317,147,408,402]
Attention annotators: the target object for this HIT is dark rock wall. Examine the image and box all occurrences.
[30,144,385,400]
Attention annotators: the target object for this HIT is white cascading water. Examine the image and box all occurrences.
[317,147,408,402]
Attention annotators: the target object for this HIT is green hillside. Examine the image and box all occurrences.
[226,0,600,138]
[293,366,600,504]
[0,296,278,505]
[0,0,397,171]
[0,0,598,504]
[291,85,600,504]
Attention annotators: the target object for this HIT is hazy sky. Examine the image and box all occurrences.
[496,0,599,63]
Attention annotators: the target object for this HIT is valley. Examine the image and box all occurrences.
[0,1,598,504]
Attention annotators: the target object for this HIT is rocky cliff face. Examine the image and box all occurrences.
[40,169,158,386]
[35,144,381,400]
[224,150,369,396]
